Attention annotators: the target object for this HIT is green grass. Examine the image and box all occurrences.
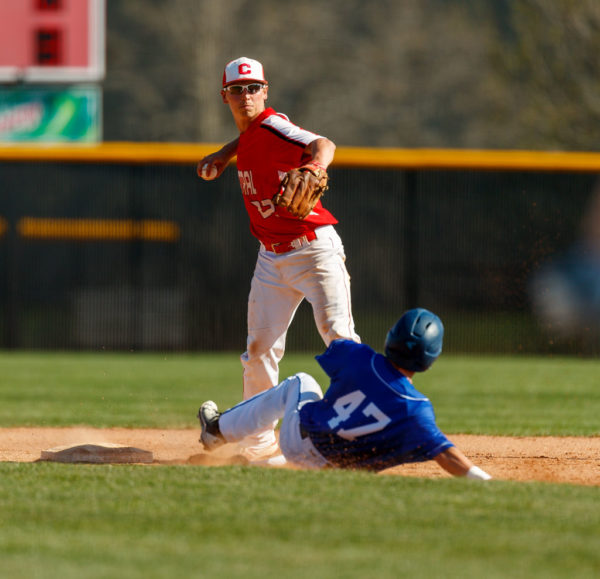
[0,351,328,428]
[0,463,598,579]
[0,351,599,578]
[0,351,597,435]
[420,355,600,436]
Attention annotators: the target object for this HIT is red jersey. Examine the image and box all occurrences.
[236,107,338,245]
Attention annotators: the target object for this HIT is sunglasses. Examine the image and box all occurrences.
[225,83,266,95]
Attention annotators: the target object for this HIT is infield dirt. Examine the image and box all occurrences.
[0,427,598,486]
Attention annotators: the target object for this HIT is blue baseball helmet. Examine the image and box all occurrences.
[384,308,444,372]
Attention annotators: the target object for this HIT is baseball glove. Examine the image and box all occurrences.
[273,162,329,219]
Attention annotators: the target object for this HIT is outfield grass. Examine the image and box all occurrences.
[0,351,597,435]
[0,351,327,428]
[420,355,600,436]
[0,351,598,578]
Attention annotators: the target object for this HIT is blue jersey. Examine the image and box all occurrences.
[298,340,453,471]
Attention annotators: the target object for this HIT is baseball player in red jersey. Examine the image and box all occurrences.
[198,57,360,464]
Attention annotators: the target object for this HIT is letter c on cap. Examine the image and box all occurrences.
[238,63,251,75]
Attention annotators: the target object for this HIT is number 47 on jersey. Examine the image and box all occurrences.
[327,390,391,440]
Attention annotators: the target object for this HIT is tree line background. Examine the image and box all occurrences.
[104,0,600,151]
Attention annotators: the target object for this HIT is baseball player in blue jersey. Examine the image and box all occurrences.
[197,308,492,479]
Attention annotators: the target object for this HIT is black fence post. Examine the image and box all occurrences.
[3,189,19,348]
[403,169,419,308]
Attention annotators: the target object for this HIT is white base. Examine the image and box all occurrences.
[41,442,153,464]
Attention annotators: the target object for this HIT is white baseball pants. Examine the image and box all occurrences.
[241,225,359,399]
[219,372,330,469]
[238,225,359,456]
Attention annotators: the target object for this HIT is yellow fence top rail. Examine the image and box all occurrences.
[1,142,600,172]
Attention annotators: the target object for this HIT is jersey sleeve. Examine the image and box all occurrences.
[261,113,323,148]
[316,340,368,379]
[404,406,455,461]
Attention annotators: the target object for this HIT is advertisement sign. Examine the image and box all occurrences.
[0,86,101,142]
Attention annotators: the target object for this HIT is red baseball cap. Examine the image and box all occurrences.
[222,57,266,87]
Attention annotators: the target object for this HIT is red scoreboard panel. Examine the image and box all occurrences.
[0,0,105,83]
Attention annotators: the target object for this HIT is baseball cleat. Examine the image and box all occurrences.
[198,401,225,451]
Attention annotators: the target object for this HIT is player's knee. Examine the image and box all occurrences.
[295,372,322,392]
[294,373,323,406]
[245,331,285,359]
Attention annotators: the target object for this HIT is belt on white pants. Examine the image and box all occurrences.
[261,230,318,254]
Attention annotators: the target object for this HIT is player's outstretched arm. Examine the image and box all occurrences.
[306,137,336,170]
[434,446,492,480]
[197,138,239,181]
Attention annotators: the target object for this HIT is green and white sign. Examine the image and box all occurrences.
[0,86,101,143]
